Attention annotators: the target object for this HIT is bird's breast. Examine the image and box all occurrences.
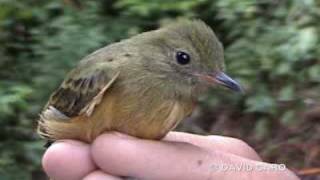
[89,82,195,140]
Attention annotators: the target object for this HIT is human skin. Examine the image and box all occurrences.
[42,132,299,180]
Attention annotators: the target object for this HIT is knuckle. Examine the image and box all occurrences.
[229,138,251,149]
[230,138,261,161]
[207,136,261,161]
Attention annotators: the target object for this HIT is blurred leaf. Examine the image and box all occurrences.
[254,118,270,140]
[278,85,295,102]
[280,110,297,126]
[245,94,276,114]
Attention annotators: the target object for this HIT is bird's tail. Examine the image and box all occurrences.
[37,106,91,143]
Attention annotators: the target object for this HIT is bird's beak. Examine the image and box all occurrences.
[198,72,242,92]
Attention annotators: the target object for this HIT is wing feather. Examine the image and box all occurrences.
[45,68,119,118]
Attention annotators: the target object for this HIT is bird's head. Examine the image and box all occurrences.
[132,20,242,99]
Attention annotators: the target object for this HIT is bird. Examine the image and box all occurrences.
[37,19,241,145]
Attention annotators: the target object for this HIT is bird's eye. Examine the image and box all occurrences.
[176,51,190,65]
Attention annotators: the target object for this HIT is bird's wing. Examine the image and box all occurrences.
[44,66,119,119]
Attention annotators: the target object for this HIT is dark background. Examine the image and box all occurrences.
[0,0,319,179]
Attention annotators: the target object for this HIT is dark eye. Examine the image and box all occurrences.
[176,51,190,65]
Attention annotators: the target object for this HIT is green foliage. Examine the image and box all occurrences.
[0,0,319,179]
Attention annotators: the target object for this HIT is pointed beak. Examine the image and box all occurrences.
[198,72,243,92]
[215,72,242,92]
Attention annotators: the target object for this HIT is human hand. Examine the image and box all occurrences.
[42,132,299,180]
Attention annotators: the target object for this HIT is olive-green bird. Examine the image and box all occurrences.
[38,20,241,145]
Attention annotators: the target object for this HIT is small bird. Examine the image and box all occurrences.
[38,20,241,145]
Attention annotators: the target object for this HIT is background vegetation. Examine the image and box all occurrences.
[0,0,319,179]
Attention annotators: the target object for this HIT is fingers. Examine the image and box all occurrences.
[164,132,262,161]
[92,133,297,180]
[42,133,298,180]
[83,170,123,180]
[42,140,96,180]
